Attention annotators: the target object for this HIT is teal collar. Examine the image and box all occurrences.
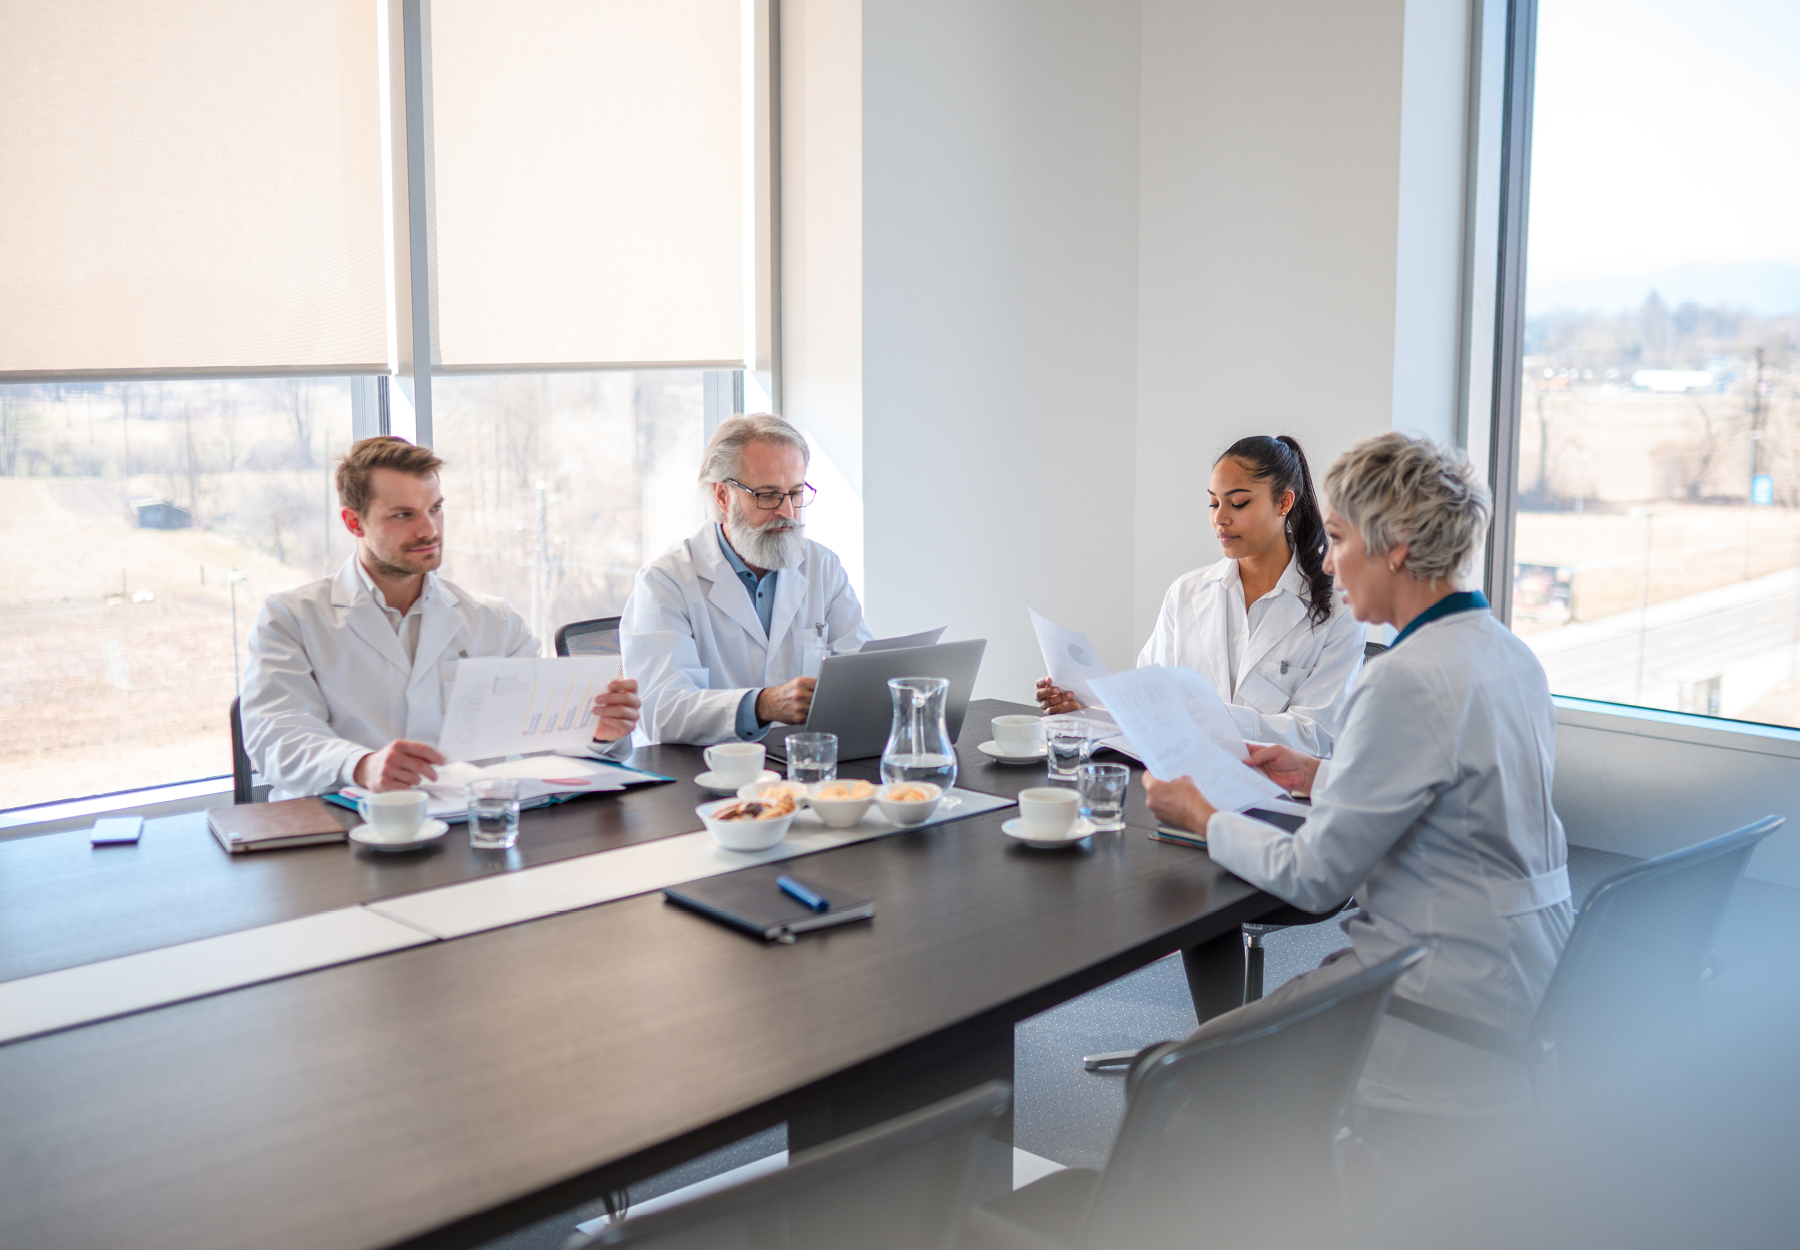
[1389,589,1490,649]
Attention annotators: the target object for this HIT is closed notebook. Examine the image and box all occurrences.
[664,868,873,943]
[1150,807,1306,851]
[209,798,350,854]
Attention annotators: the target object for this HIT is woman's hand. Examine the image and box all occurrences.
[1035,678,1083,715]
[1243,743,1322,796]
[1142,773,1217,834]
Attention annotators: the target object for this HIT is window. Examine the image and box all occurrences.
[1506,0,1800,727]
[0,380,354,810]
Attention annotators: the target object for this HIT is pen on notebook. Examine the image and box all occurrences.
[778,875,829,912]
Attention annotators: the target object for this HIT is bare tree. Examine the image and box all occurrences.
[282,379,316,468]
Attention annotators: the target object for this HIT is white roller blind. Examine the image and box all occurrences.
[428,0,743,369]
[0,0,386,376]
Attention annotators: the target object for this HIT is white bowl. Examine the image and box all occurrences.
[697,797,796,851]
[875,781,943,827]
[807,780,878,828]
[735,778,813,807]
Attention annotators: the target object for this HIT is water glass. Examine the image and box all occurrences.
[786,732,839,784]
[466,778,522,849]
[1045,720,1091,783]
[1078,763,1130,831]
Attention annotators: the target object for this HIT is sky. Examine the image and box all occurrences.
[1527,0,1800,286]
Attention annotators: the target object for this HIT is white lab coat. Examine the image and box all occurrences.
[240,558,541,801]
[1138,556,1365,754]
[1205,606,1574,1115]
[620,524,873,745]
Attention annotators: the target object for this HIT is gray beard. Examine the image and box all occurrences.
[725,505,806,570]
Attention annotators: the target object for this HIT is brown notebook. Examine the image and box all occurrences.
[209,798,350,854]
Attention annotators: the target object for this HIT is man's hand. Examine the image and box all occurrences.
[1142,773,1217,834]
[1243,744,1322,796]
[591,678,641,742]
[1035,678,1083,715]
[756,677,816,725]
[354,739,446,791]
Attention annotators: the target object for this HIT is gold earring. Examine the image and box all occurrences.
[1388,563,1398,573]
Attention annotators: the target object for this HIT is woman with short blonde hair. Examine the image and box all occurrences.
[1146,431,1571,1132]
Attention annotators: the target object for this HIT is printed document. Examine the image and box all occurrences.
[1029,609,1112,707]
[438,656,622,762]
[1087,666,1285,813]
[861,626,948,653]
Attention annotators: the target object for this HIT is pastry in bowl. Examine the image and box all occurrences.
[697,794,796,851]
[875,781,943,826]
[808,778,877,828]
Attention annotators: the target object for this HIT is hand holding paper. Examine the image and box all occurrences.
[1029,609,1112,708]
[1086,666,1285,813]
[439,656,624,762]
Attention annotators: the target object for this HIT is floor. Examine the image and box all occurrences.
[482,843,1798,1249]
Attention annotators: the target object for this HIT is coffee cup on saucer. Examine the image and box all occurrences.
[991,715,1045,757]
[703,742,766,787]
[1017,787,1080,837]
[357,790,430,842]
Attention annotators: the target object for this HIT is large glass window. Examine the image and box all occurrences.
[0,380,354,809]
[1510,0,1800,726]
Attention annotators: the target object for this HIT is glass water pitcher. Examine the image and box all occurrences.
[880,676,958,793]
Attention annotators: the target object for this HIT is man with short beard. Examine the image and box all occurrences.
[620,413,872,745]
[240,437,640,800]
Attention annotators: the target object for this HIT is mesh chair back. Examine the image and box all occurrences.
[1363,640,1388,659]
[229,697,254,804]
[1534,815,1780,1085]
[1080,947,1423,1250]
[586,1082,1010,1250]
[557,616,623,659]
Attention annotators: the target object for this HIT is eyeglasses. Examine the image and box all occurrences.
[725,479,817,510]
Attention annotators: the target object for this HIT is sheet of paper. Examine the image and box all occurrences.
[438,656,621,763]
[859,626,948,653]
[1163,666,1249,759]
[1087,667,1285,813]
[1029,609,1112,707]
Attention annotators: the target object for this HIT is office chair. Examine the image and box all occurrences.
[569,1082,1010,1250]
[556,615,624,659]
[1083,642,1388,1072]
[973,948,1425,1250]
[229,697,255,804]
[1384,815,1782,1101]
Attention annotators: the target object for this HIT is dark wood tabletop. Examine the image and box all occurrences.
[0,699,1279,1250]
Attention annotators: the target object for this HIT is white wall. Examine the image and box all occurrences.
[1133,0,1411,646]
[860,0,1143,700]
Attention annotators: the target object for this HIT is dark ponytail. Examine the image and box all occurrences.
[1215,435,1334,627]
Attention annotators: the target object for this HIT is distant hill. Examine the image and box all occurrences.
[1527,261,1800,317]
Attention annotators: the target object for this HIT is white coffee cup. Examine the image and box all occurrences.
[992,715,1045,756]
[704,742,766,786]
[1017,786,1080,836]
[357,789,429,842]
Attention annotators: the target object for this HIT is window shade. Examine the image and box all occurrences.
[428,0,743,370]
[0,0,386,377]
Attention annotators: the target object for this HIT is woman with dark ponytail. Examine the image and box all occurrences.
[1037,433,1366,754]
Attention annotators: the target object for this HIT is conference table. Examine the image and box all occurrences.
[0,699,1284,1250]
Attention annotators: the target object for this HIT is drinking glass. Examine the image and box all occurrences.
[786,732,839,784]
[1078,763,1130,831]
[466,778,522,849]
[1045,720,1091,783]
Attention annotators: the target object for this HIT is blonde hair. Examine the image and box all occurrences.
[1322,432,1491,584]
[335,437,445,514]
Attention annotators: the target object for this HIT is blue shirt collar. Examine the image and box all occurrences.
[1389,589,1490,649]
[716,523,778,636]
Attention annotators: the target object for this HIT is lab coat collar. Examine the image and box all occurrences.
[695,524,774,643]
[765,542,810,660]
[1236,554,1310,674]
[330,557,414,678]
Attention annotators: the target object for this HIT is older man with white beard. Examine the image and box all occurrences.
[620,413,872,745]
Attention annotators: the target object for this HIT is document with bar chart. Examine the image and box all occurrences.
[437,656,624,762]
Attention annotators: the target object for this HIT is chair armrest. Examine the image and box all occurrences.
[1385,995,1551,1067]
[962,1207,1079,1250]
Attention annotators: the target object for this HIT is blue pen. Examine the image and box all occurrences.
[778,875,830,912]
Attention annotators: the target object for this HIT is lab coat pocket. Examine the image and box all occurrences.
[1238,660,1300,713]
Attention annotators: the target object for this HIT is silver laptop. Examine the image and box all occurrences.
[764,639,987,762]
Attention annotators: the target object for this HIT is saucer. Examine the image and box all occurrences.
[978,740,1048,764]
[1002,816,1096,849]
[349,818,449,853]
[696,769,780,794]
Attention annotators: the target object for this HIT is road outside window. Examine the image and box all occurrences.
[1511,0,1800,727]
